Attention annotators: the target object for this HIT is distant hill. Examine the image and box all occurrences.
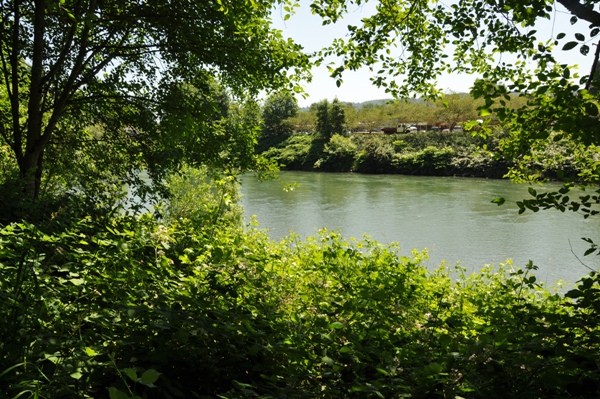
[299,93,469,111]
[299,98,395,111]
[351,98,395,108]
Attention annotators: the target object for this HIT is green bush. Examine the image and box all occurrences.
[261,134,326,171]
[353,136,395,173]
[315,134,357,172]
[393,146,455,175]
[163,164,243,230]
[257,129,595,180]
[1,207,599,398]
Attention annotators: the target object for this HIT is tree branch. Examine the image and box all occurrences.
[557,0,600,26]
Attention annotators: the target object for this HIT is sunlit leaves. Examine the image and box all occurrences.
[491,197,506,206]
[1,0,311,204]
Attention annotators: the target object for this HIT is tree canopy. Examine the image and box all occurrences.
[0,0,310,209]
[261,91,299,138]
[315,98,346,138]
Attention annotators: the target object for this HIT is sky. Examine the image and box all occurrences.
[269,1,594,108]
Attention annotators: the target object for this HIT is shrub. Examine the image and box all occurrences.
[315,134,357,172]
[1,212,598,398]
[261,134,326,170]
[163,164,243,231]
[393,146,455,175]
[353,136,395,173]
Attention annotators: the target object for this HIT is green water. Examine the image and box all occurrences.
[240,171,600,287]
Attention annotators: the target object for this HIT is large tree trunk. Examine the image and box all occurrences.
[19,148,44,200]
[19,0,47,201]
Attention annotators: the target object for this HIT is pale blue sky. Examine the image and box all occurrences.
[270,1,593,107]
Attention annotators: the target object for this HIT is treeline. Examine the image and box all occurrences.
[258,92,594,180]
[261,91,528,137]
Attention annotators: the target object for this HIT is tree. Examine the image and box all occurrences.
[329,98,347,136]
[288,109,316,134]
[315,99,331,137]
[315,98,346,138]
[356,104,385,133]
[435,93,479,131]
[0,0,309,204]
[261,91,299,138]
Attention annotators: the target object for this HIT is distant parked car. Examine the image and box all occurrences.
[381,126,398,133]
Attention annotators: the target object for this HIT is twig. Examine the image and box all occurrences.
[569,239,595,272]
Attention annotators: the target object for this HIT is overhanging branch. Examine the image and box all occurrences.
[557,0,600,26]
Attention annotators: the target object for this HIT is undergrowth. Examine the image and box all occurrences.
[1,166,598,398]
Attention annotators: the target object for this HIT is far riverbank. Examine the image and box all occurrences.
[258,129,579,180]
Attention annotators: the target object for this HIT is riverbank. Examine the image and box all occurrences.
[258,130,583,180]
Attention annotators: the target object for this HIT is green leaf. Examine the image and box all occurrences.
[108,387,130,399]
[85,347,98,357]
[141,369,161,386]
[491,197,505,206]
[70,371,83,380]
[425,362,443,375]
[562,41,578,51]
[575,33,585,41]
[478,107,491,117]
[585,102,599,117]
[564,289,582,298]
[528,187,537,196]
[329,321,344,329]
[322,356,334,365]
[124,368,137,382]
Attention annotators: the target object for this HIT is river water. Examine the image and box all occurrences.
[240,171,600,287]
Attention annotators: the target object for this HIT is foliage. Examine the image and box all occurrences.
[262,130,514,177]
[261,91,299,138]
[435,93,480,130]
[393,146,456,175]
[315,99,347,138]
[353,135,396,173]
[314,134,357,171]
[0,0,310,203]
[262,134,326,170]
[2,206,600,398]
[162,165,244,231]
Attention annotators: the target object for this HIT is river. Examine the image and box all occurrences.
[240,171,600,288]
